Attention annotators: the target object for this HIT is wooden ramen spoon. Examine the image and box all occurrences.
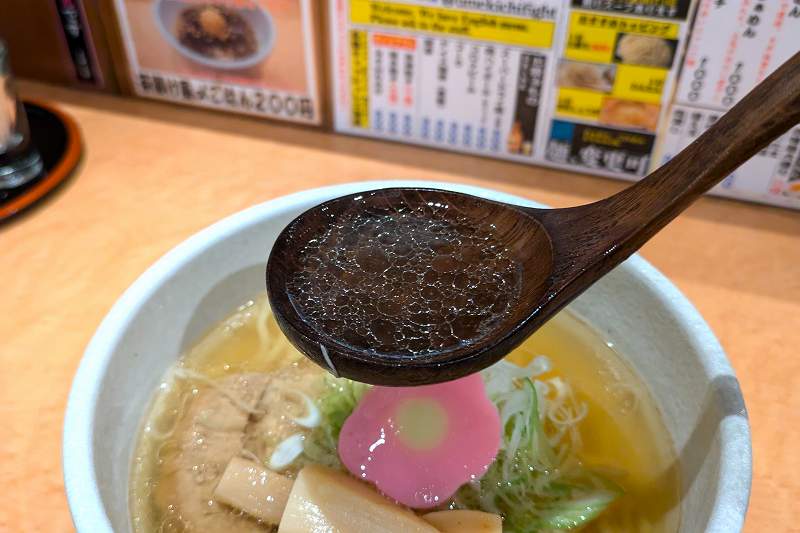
[268,52,800,386]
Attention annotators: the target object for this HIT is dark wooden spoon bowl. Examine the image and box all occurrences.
[268,188,554,385]
[268,52,800,386]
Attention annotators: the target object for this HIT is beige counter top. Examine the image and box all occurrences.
[2,82,798,532]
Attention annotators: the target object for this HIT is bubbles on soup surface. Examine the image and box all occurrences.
[286,202,522,356]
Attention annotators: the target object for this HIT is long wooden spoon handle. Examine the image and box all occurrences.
[533,52,800,291]
[627,50,800,215]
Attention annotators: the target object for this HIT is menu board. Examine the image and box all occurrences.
[329,0,694,179]
[330,0,564,160]
[655,0,800,208]
[113,0,323,125]
[545,2,691,176]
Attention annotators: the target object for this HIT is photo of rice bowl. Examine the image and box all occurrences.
[154,0,275,70]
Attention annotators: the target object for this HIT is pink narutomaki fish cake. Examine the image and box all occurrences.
[338,374,501,508]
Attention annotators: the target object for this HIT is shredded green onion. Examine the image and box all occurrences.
[454,365,622,531]
[301,375,370,469]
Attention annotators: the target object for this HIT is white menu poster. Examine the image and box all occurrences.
[329,0,564,162]
[656,0,800,208]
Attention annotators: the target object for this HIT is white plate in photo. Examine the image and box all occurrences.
[153,0,276,71]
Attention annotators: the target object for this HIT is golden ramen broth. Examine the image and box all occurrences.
[507,314,680,532]
[130,297,679,532]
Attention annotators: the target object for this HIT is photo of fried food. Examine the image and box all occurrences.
[176,4,257,61]
[615,34,674,68]
[506,120,533,155]
[557,61,615,92]
[599,98,661,132]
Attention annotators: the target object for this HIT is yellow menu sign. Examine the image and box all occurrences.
[565,11,679,64]
[350,30,369,128]
[556,88,604,120]
[350,0,555,48]
[556,10,678,125]
[612,65,666,104]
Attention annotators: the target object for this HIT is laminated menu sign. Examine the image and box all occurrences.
[113,0,322,124]
[543,0,693,176]
[329,0,693,179]
[656,0,800,209]
[329,0,564,160]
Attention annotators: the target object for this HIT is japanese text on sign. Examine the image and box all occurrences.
[137,72,316,121]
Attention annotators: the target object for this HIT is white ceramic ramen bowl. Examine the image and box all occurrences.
[63,181,752,532]
[154,0,275,71]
